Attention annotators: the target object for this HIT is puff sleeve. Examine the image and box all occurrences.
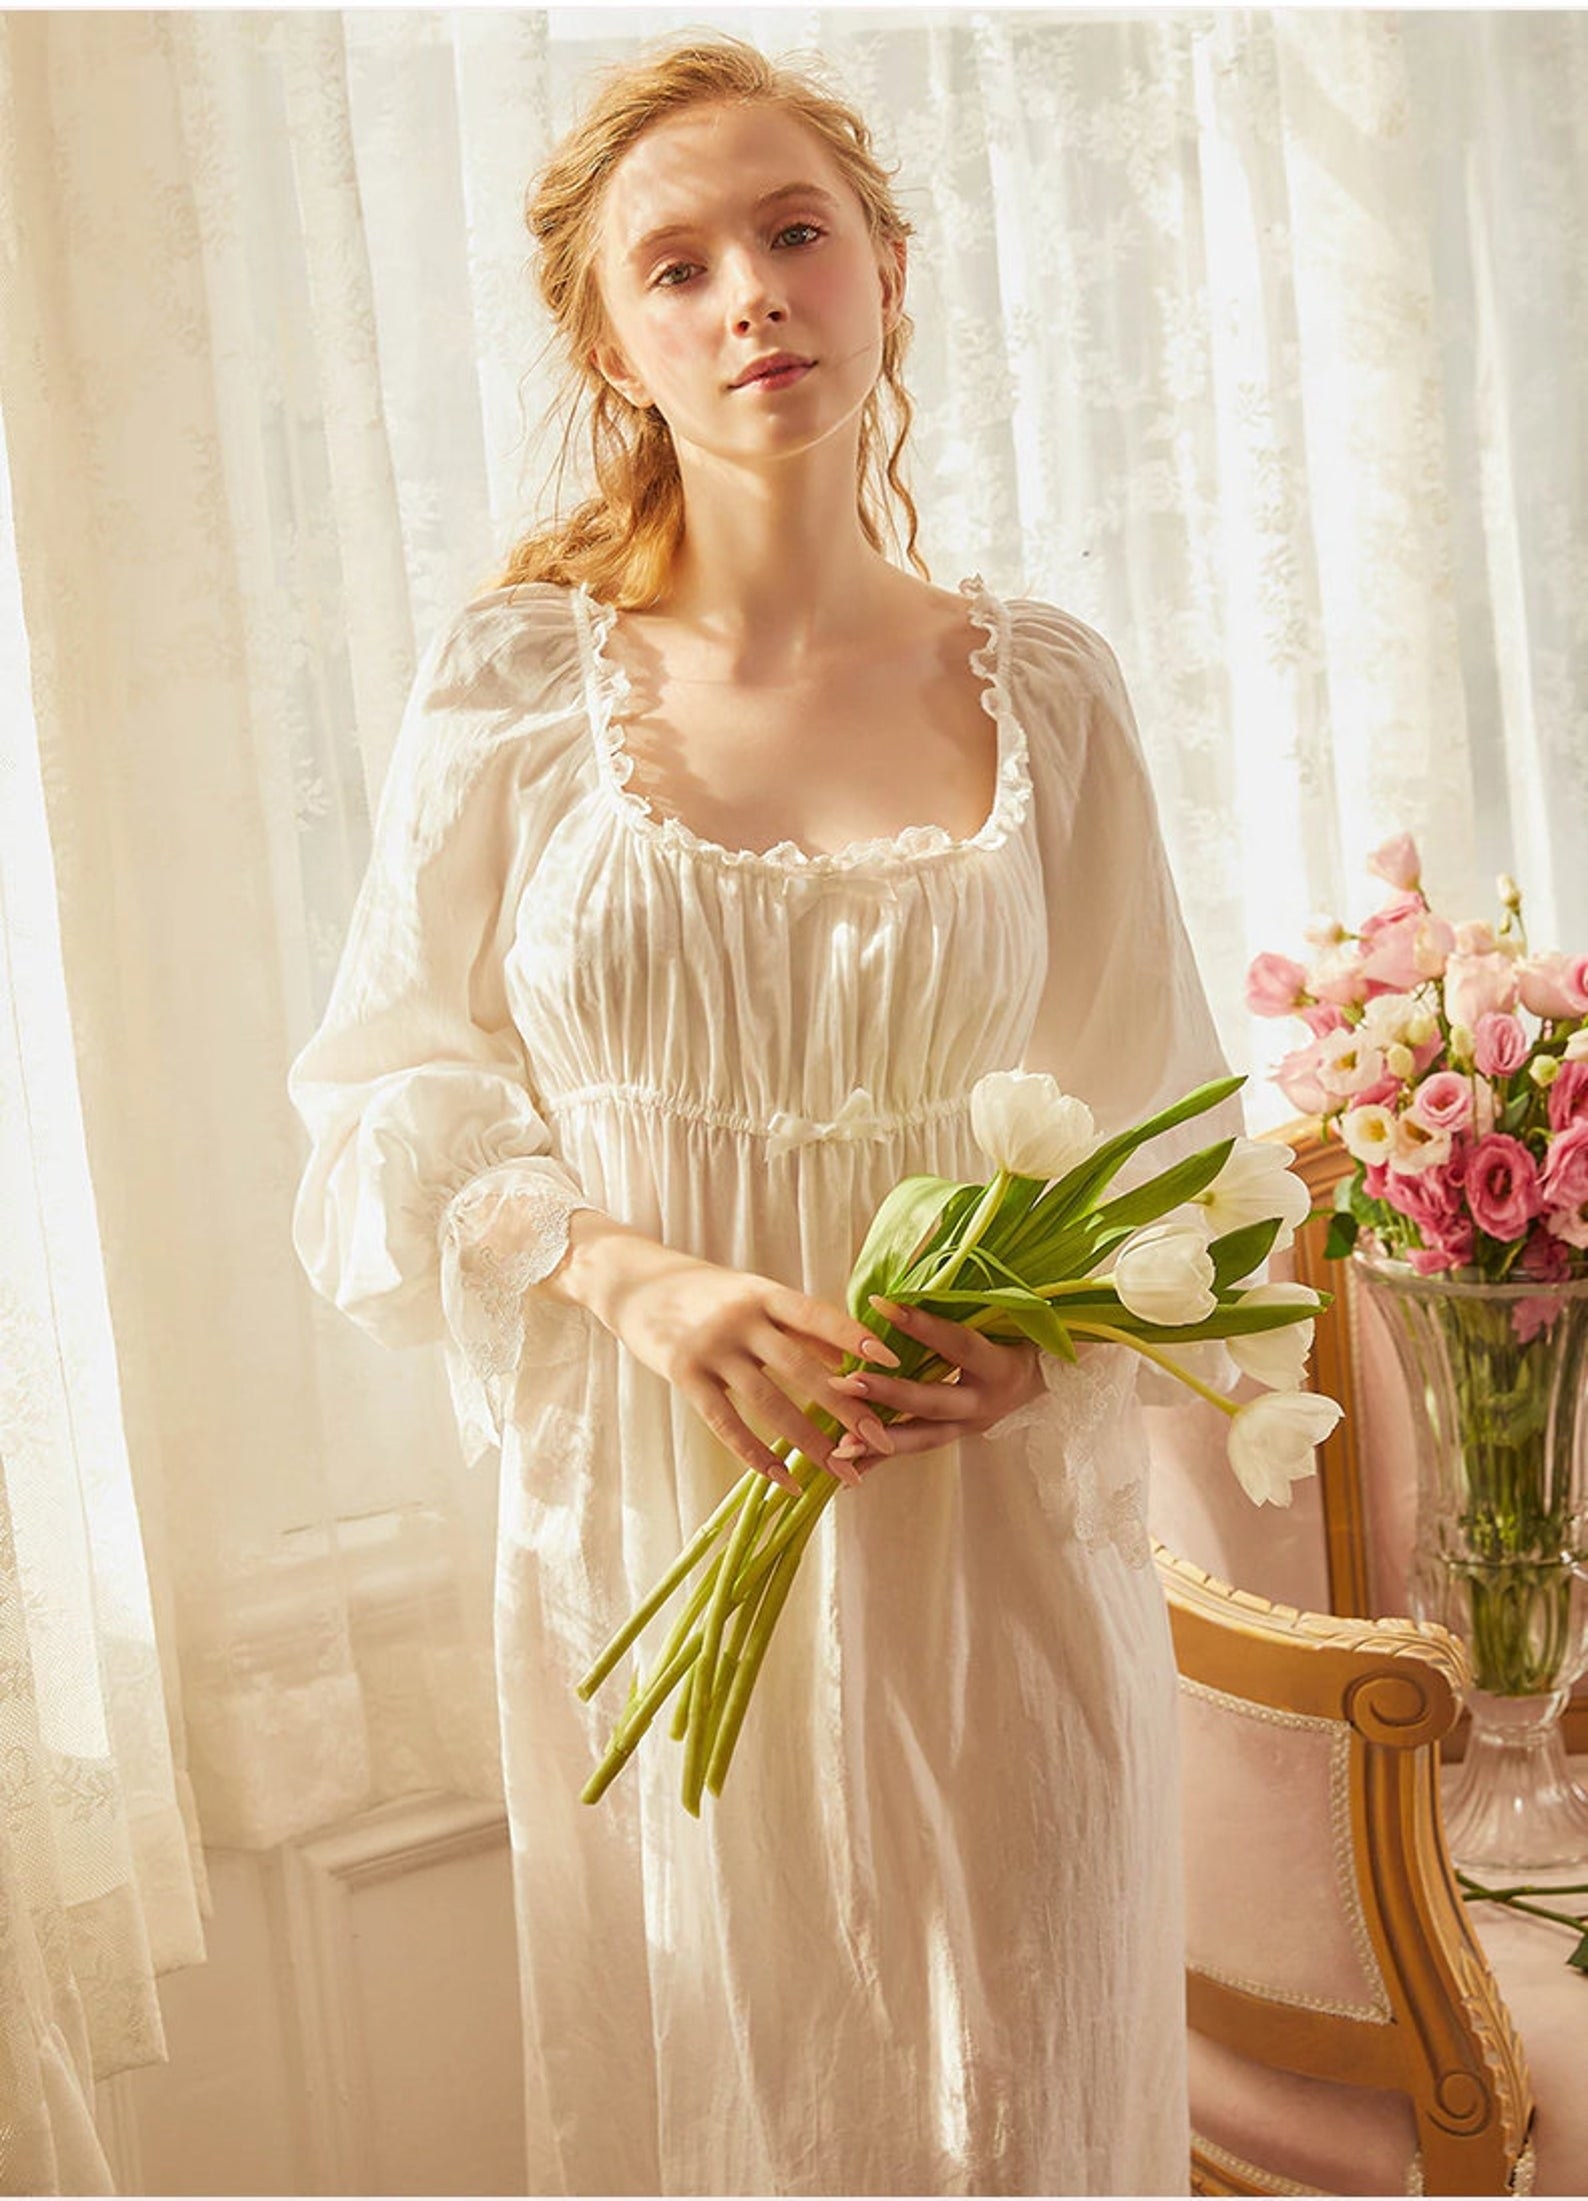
[1008,600,1242,1170]
[982,601,1246,1562]
[287,594,598,1470]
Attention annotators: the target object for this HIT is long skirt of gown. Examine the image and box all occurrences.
[489,1105,1189,2198]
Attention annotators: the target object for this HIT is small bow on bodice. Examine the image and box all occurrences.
[764,1085,893,1160]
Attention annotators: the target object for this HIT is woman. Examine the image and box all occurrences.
[289,31,1235,2196]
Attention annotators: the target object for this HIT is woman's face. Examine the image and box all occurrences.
[589,100,902,462]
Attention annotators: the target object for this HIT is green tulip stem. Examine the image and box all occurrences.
[581,1632,705,1805]
[920,1170,1011,1297]
[683,1471,778,1814]
[1069,1319,1239,1416]
[670,1658,696,1742]
[705,1484,834,1795]
[576,1474,755,1701]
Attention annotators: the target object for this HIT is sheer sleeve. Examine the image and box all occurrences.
[287,588,599,1470]
[981,601,1246,1564]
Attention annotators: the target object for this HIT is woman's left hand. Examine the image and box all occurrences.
[827,1296,1045,1468]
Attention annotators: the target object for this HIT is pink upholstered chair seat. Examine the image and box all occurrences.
[1185,1854,1587,2197]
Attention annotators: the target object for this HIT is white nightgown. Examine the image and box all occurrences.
[288,571,1238,2197]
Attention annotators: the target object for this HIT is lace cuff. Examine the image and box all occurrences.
[437,1160,599,1470]
[984,1344,1153,1569]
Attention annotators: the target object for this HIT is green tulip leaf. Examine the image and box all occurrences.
[1207,1217,1283,1289]
[1089,1137,1237,1234]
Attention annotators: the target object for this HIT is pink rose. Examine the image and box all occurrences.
[1246,952,1310,1018]
[1274,1040,1328,1116]
[1407,1224,1475,1276]
[1545,1203,1588,1251]
[1540,1119,1588,1211]
[1360,911,1428,994]
[1547,1060,1588,1132]
[1444,952,1520,1029]
[1410,1071,1473,1133]
[1359,892,1424,942]
[1363,1161,1390,1201]
[1366,833,1421,892]
[1465,1133,1543,1242]
[1472,1012,1529,1079]
[1358,897,1454,992]
[1353,1073,1404,1110]
[1517,953,1588,1021]
[1519,1225,1572,1283]
[1384,1148,1466,1236]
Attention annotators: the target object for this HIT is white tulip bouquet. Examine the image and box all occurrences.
[578,1069,1342,1815]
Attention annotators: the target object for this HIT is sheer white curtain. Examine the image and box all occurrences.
[0,410,208,2189]
[0,3,1583,2172]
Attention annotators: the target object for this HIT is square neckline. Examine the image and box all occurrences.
[570,574,1034,874]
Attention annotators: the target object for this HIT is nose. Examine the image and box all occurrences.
[726,247,786,333]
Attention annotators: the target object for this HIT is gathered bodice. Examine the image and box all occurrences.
[501,575,1049,1168]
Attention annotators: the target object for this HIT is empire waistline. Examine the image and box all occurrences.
[541,1077,981,1159]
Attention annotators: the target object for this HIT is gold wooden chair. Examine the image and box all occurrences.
[1151,1120,1588,2195]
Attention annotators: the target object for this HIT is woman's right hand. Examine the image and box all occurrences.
[589,1242,903,1493]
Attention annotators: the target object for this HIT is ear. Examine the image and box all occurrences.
[589,334,651,413]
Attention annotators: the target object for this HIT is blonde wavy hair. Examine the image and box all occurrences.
[489,30,925,610]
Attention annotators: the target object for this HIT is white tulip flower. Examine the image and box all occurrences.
[1113,1220,1218,1325]
[1227,1390,1343,1506]
[970,1071,1098,1180]
[1226,1283,1320,1391]
[1189,1137,1313,1254]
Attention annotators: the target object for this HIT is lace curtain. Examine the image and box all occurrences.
[0,4,1583,2173]
[0,413,209,2189]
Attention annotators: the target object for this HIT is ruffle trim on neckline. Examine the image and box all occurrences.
[575,573,1034,875]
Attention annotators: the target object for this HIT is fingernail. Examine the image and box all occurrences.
[833,1373,868,1395]
[861,1336,901,1367]
[859,1415,892,1454]
[870,1296,909,1324]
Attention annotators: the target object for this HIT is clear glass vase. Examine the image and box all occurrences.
[1352,1247,1588,1871]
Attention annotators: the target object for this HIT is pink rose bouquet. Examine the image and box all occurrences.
[1248,841,1588,1284]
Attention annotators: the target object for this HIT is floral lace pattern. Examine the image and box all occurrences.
[575,575,1034,874]
[437,1162,599,1472]
[984,1345,1152,1568]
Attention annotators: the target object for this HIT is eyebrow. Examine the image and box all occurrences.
[625,182,842,267]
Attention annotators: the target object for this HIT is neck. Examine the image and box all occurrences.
[655,434,910,677]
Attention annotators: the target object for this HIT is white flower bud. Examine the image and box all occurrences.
[1227,1390,1343,1506]
[1113,1221,1218,1326]
[1226,1284,1319,1392]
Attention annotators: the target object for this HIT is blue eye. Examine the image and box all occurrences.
[652,222,825,290]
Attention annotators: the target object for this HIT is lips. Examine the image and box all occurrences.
[733,355,814,389]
